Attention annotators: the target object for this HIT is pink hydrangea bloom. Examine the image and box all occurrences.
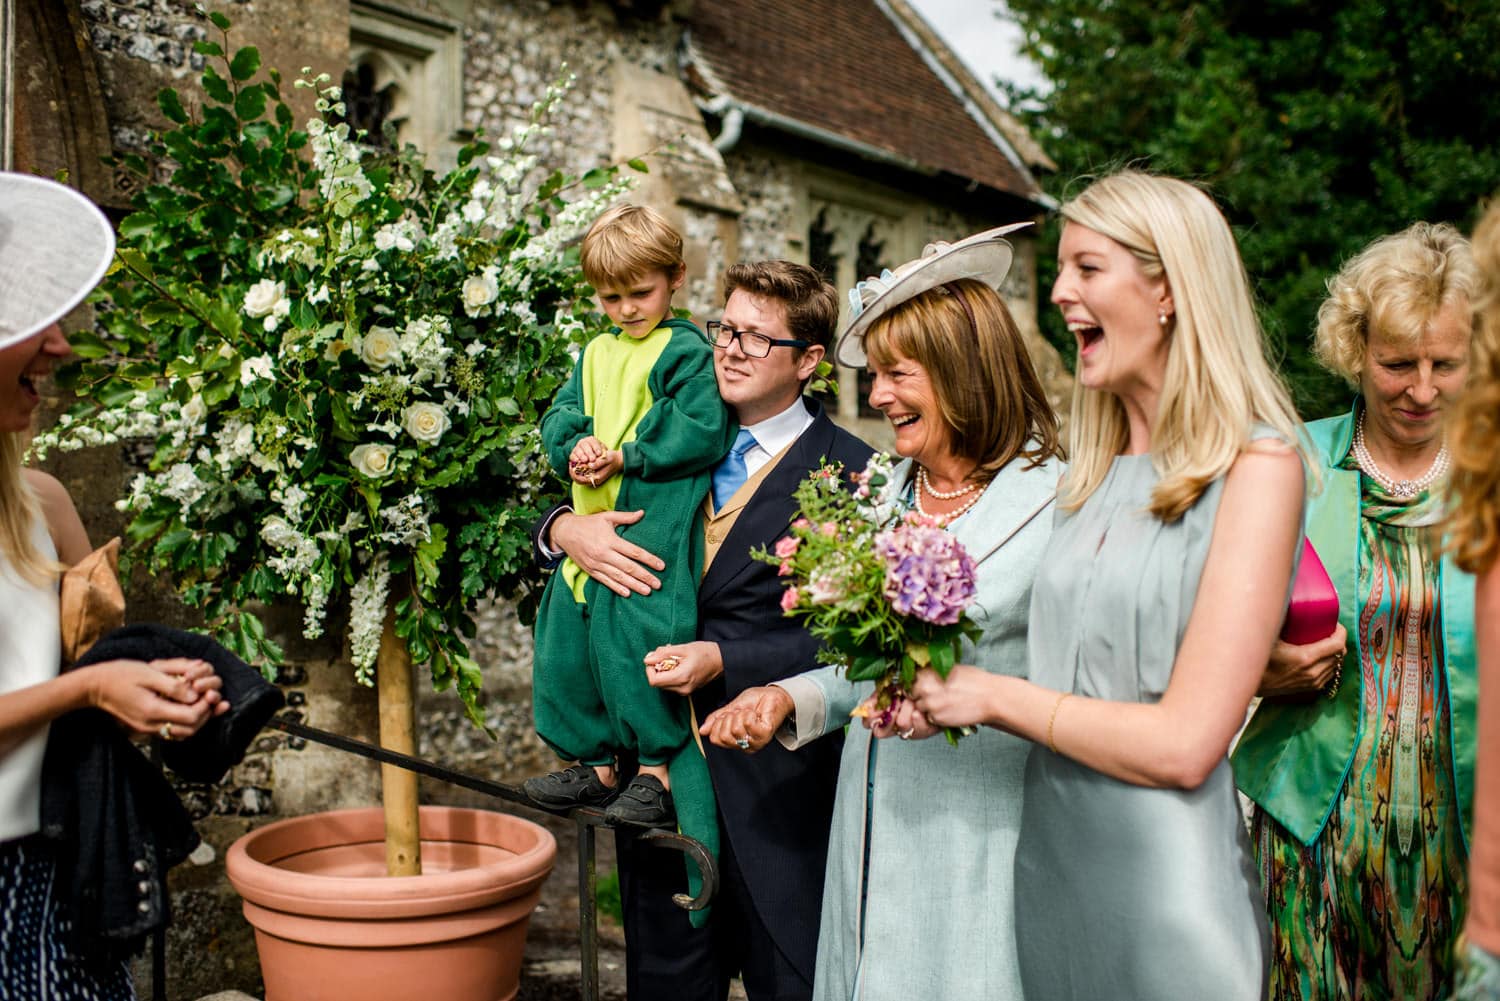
[873,522,977,626]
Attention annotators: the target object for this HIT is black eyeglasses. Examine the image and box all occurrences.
[706,320,811,359]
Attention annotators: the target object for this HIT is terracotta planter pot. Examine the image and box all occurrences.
[226,806,557,1001]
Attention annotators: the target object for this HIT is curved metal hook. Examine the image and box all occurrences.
[637,828,718,911]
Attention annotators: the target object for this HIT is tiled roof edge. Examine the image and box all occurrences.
[876,0,1054,206]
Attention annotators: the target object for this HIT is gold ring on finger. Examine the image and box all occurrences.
[159,721,174,741]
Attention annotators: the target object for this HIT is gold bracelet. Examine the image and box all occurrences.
[1046,692,1072,754]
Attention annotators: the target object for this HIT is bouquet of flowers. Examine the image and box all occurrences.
[31,15,633,724]
[756,454,982,744]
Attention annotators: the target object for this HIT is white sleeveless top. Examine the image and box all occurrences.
[0,514,60,841]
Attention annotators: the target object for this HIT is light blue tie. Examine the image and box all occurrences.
[712,428,758,509]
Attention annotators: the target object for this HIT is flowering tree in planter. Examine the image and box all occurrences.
[34,13,633,871]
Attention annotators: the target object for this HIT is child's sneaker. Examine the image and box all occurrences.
[523,764,618,809]
[602,774,675,828]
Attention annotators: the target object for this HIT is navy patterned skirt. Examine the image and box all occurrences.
[0,839,134,1001]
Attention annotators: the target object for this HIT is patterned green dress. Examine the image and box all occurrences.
[1253,461,1469,1000]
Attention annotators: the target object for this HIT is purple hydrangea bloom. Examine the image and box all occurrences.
[874,521,977,625]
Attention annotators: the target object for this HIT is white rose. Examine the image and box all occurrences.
[374,227,398,251]
[402,402,450,445]
[350,443,395,479]
[243,279,285,318]
[180,394,207,425]
[240,354,274,385]
[359,326,402,370]
[461,273,499,317]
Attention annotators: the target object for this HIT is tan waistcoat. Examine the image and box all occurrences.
[701,440,795,574]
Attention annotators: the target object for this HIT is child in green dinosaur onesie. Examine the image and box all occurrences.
[527,204,733,832]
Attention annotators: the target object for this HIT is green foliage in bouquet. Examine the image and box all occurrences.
[34,14,635,724]
[755,456,983,744]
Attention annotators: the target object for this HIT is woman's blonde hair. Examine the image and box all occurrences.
[1057,171,1306,521]
[863,278,1063,482]
[1314,222,1477,386]
[0,433,52,584]
[1447,202,1500,574]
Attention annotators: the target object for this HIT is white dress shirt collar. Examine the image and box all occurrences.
[740,397,814,478]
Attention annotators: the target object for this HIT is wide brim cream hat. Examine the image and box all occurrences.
[834,221,1031,368]
[0,173,116,351]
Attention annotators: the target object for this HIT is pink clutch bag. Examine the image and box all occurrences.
[1280,537,1339,644]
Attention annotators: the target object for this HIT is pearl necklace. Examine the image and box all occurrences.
[916,466,979,500]
[914,467,983,522]
[1351,412,1449,500]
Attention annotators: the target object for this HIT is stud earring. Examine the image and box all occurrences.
[1158,311,1170,327]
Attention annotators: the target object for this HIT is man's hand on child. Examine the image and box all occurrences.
[551,511,665,597]
[644,642,723,695]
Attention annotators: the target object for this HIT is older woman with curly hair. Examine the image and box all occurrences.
[1235,222,1481,1000]
[1449,201,1500,999]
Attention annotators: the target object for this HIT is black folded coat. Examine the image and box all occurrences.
[39,623,284,960]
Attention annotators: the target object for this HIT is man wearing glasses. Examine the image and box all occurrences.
[535,260,872,1001]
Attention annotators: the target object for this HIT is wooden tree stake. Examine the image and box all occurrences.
[376,602,422,876]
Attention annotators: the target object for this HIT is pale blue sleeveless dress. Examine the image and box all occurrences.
[1014,451,1273,1000]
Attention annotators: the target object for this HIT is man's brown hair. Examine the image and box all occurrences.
[721,261,839,350]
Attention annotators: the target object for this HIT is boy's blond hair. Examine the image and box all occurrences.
[580,204,684,288]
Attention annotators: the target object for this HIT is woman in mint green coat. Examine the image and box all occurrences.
[1234,223,1480,1000]
[699,226,1064,1001]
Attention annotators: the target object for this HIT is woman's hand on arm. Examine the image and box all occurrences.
[1258,623,1348,697]
[699,686,794,752]
[550,509,665,597]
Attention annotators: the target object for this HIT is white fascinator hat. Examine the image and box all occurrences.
[834,221,1030,368]
[0,173,116,351]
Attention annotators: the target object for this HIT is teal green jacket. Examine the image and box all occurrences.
[1233,405,1478,847]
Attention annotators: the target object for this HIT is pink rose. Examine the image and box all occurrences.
[820,521,839,537]
[774,536,800,558]
[780,586,800,613]
[778,559,794,577]
[793,518,811,531]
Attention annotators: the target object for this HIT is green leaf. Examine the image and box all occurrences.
[67,331,111,359]
[208,10,232,30]
[229,45,261,82]
[928,641,956,676]
[202,67,233,105]
[626,157,649,173]
[193,40,224,57]
[158,88,189,124]
[235,84,268,122]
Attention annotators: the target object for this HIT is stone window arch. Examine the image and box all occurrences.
[805,193,912,423]
[348,1,465,169]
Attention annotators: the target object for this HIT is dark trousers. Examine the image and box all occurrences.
[616,824,812,1001]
